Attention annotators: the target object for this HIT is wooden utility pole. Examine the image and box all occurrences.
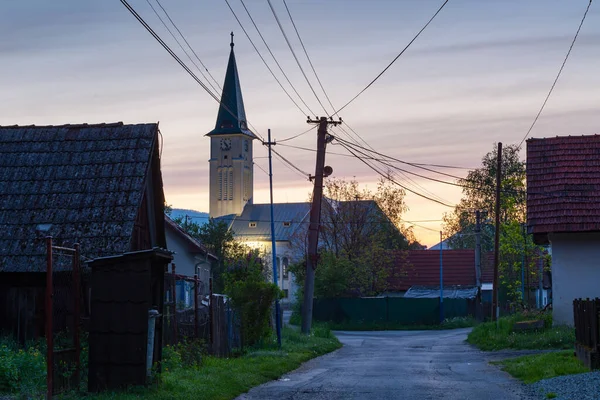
[492,142,502,321]
[301,116,341,334]
[475,210,483,321]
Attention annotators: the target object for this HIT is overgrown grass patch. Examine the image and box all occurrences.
[89,325,341,400]
[493,350,587,384]
[467,312,574,351]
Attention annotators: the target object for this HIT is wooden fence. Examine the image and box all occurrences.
[573,298,600,369]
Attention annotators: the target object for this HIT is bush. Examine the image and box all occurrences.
[0,337,46,396]
[224,250,281,348]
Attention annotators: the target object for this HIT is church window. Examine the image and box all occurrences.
[223,170,228,201]
[218,170,223,200]
[229,170,233,200]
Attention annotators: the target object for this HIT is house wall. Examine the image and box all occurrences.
[550,232,600,325]
[165,230,213,294]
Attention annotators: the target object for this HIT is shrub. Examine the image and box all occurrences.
[224,250,281,348]
[0,337,46,396]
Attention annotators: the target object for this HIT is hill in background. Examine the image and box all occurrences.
[170,208,209,226]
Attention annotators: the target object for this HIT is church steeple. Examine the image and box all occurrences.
[206,32,256,138]
[207,35,255,219]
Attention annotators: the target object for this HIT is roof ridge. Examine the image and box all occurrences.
[0,122,129,129]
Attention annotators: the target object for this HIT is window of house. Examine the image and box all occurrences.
[282,257,289,278]
[249,222,257,228]
[283,289,289,298]
[277,257,281,278]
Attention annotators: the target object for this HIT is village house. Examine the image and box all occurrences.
[527,134,600,325]
[0,122,167,341]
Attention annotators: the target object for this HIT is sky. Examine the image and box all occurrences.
[1,0,599,246]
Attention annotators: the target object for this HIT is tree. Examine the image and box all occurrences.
[443,143,526,250]
[289,176,414,299]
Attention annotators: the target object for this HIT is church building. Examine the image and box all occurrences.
[207,35,304,304]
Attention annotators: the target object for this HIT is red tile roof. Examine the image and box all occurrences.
[389,250,476,291]
[527,135,600,235]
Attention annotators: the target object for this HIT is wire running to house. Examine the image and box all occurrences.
[331,0,450,116]
[266,0,331,116]
[152,0,223,91]
[517,0,593,148]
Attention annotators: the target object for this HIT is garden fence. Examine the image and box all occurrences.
[573,298,600,369]
[45,236,82,397]
[163,264,210,346]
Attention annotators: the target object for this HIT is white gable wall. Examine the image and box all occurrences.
[550,232,600,325]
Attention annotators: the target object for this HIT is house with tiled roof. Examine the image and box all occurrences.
[527,135,600,325]
[0,122,167,341]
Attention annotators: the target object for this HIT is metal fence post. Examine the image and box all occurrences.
[194,273,199,338]
[73,243,81,387]
[171,264,177,343]
[45,236,54,399]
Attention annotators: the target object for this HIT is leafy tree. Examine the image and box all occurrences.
[498,221,550,306]
[443,143,526,250]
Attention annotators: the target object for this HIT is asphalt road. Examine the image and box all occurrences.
[237,328,536,400]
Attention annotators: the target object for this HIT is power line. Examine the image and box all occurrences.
[340,140,455,208]
[222,0,310,117]
[517,0,593,148]
[277,126,314,143]
[332,0,450,115]
[152,0,222,92]
[144,0,220,95]
[282,0,339,117]
[266,0,330,115]
[233,0,316,116]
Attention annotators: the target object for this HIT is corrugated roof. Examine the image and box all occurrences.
[0,122,158,272]
[223,202,310,241]
[389,250,476,291]
[527,135,600,235]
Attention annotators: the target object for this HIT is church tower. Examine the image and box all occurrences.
[207,33,256,218]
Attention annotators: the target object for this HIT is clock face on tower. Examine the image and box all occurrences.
[220,138,232,151]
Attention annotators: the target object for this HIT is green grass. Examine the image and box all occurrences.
[86,325,340,400]
[493,350,587,384]
[467,312,574,351]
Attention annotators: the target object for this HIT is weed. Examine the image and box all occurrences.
[493,350,587,384]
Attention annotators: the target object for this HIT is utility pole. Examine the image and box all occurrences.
[492,142,502,322]
[521,223,526,305]
[264,129,282,347]
[301,116,341,334]
[475,210,482,320]
[439,230,444,323]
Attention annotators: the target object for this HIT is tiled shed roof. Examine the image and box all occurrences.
[389,250,476,291]
[0,122,158,272]
[527,135,600,235]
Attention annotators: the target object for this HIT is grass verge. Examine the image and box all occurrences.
[467,312,574,351]
[493,350,587,384]
[88,325,340,400]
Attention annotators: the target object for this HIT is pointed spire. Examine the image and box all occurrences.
[206,33,256,138]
